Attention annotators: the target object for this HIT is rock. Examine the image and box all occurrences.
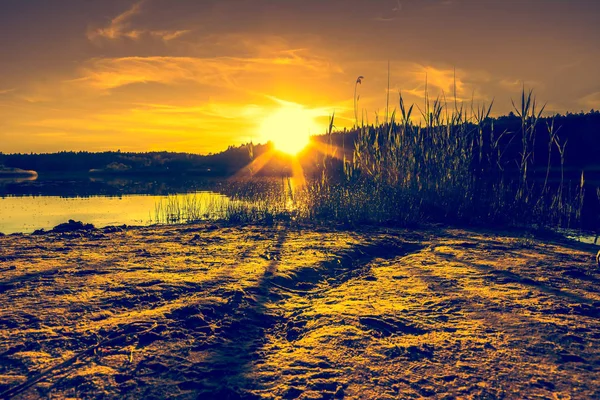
[102,225,124,233]
[51,219,95,233]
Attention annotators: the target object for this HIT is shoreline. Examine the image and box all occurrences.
[2,218,598,249]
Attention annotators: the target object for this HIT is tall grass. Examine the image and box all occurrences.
[153,193,228,224]
[152,86,588,231]
[304,86,585,229]
[152,179,298,225]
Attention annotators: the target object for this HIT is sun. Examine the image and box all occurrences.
[259,105,320,155]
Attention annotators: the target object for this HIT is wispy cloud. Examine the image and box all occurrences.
[22,103,257,153]
[87,0,145,40]
[372,0,404,22]
[73,52,343,91]
[87,0,190,42]
[579,91,600,110]
[417,65,464,95]
[384,63,473,101]
[498,77,544,92]
[0,88,15,95]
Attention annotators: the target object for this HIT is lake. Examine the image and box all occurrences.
[1,175,598,247]
[0,176,237,234]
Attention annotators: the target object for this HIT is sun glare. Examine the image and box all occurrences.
[259,105,320,155]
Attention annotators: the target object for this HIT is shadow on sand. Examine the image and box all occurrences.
[180,225,289,399]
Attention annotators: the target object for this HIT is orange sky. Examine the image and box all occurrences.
[0,0,599,154]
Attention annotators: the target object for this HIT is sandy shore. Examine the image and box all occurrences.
[0,222,599,399]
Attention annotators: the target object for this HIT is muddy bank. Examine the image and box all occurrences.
[0,223,599,399]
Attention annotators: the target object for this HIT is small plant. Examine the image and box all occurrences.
[152,178,303,225]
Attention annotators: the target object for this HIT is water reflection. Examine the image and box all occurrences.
[0,176,37,184]
[0,175,225,198]
[0,192,231,234]
[0,176,244,234]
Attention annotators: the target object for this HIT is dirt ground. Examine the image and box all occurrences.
[0,222,599,399]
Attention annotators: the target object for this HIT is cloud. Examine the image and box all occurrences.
[419,65,463,95]
[87,0,145,40]
[383,62,478,101]
[73,51,343,91]
[20,103,257,153]
[372,16,397,22]
[130,102,264,122]
[0,88,15,95]
[18,94,53,103]
[87,0,190,42]
[372,0,403,21]
[579,91,600,110]
[33,132,68,138]
[148,30,191,41]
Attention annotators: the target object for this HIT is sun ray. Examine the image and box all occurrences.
[310,140,350,161]
[232,149,275,178]
[290,157,306,188]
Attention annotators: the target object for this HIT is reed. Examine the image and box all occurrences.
[152,179,296,225]
[303,86,586,229]
[151,85,590,231]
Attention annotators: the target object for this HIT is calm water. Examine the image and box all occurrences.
[0,193,231,234]
[1,176,598,245]
[0,176,233,234]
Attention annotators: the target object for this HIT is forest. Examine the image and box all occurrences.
[1,111,599,179]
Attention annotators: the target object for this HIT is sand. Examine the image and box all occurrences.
[0,222,599,399]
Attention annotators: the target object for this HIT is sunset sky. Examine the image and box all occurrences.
[1,0,599,154]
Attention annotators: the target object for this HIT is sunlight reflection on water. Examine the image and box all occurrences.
[0,192,227,234]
